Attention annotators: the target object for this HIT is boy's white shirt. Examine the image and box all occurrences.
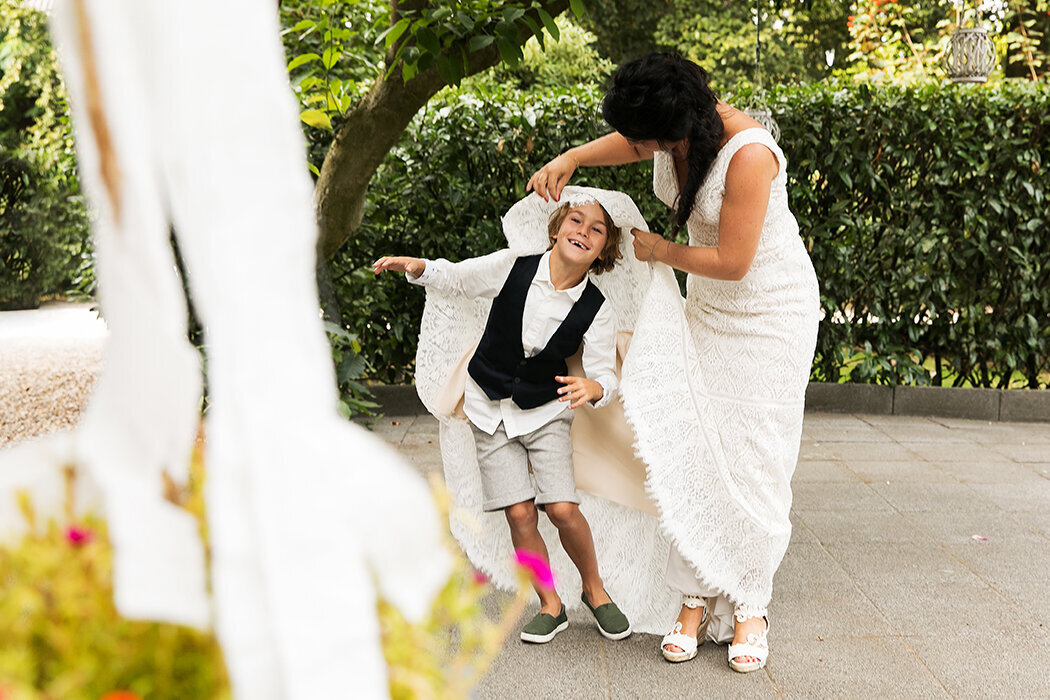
[409,249,618,438]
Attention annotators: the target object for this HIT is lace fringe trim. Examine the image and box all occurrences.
[619,264,790,614]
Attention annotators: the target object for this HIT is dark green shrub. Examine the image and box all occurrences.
[0,151,91,309]
[776,81,1049,388]
[338,80,1049,389]
[0,1,93,309]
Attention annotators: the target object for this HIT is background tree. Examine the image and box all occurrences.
[469,14,614,91]
[578,0,851,89]
[843,0,1049,83]
[281,0,580,260]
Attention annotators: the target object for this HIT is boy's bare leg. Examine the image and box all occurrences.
[544,502,612,607]
[505,500,562,615]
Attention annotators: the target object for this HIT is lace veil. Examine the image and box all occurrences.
[414,187,687,635]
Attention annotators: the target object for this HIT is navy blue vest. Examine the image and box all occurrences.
[468,254,606,410]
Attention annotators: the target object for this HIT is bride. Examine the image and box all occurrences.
[527,52,820,673]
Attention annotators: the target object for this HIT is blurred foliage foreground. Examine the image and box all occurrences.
[0,438,530,699]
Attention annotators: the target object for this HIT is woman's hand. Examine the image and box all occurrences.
[630,228,667,263]
[526,153,577,202]
[373,256,425,277]
[556,375,603,409]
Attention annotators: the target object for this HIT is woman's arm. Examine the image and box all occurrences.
[527,132,654,202]
[631,144,777,281]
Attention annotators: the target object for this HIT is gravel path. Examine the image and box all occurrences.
[0,303,106,448]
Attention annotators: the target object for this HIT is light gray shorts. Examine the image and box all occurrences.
[470,411,579,512]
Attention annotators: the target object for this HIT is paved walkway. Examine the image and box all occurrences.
[373,412,1050,698]
[5,304,1048,696]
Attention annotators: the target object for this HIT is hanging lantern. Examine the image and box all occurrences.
[945,26,996,83]
[743,96,781,143]
[744,0,781,142]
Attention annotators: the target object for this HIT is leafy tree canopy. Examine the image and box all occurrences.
[578,0,851,89]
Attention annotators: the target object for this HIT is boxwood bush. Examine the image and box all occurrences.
[776,81,1049,388]
[0,1,93,310]
[336,80,1049,389]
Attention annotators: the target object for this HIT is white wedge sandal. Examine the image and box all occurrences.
[660,595,710,663]
[728,616,769,673]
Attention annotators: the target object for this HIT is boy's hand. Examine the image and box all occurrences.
[556,375,603,410]
[373,256,425,277]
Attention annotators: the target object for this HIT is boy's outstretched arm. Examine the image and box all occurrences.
[373,256,426,277]
[373,249,516,299]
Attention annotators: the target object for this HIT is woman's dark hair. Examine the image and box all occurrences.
[602,53,723,234]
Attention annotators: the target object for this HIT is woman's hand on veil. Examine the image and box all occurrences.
[526,153,577,202]
[373,256,426,277]
[631,228,668,263]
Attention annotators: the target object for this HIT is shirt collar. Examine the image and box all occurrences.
[537,251,588,301]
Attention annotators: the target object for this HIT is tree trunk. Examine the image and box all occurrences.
[313,67,446,260]
[313,1,569,260]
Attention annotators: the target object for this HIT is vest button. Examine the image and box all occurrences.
[513,377,521,384]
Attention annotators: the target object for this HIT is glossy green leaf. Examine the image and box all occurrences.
[468,34,494,52]
[378,17,411,48]
[287,53,321,72]
[299,109,332,131]
[536,8,560,42]
[496,37,521,67]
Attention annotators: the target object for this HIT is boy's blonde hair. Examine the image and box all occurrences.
[546,201,622,275]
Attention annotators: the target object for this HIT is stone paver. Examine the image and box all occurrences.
[4,305,1047,697]
[375,411,1050,698]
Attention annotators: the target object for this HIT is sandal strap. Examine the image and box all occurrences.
[734,606,768,623]
[661,632,698,654]
[728,640,769,662]
[728,623,769,662]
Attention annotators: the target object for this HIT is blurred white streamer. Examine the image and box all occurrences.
[1,1,450,698]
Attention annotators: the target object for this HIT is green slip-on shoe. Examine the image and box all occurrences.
[582,591,632,640]
[520,605,569,644]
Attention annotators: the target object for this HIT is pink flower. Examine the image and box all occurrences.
[65,525,94,546]
[514,549,555,590]
[472,570,489,585]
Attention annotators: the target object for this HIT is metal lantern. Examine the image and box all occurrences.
[745,1,781,143]
[945,26,997,83]
[743,100,781,143]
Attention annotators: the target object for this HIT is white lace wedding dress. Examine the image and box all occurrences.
[415,129,818,639]
[622,128,820,637]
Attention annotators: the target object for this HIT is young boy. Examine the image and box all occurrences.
[373,195,631,643]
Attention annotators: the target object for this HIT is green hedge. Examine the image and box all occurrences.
[330,85,665,383]
[336,80,1049,389]
[776,81,1049,388]
[0,152,91,310]
[0,1,93,310]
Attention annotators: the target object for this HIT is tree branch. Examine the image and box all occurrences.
[314,0,570,259]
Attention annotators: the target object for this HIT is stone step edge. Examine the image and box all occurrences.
[365,383,1050,423]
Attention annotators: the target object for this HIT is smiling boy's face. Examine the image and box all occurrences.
[551,201,609,269]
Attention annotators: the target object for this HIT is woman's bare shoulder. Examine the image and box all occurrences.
[726,140,779,182]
